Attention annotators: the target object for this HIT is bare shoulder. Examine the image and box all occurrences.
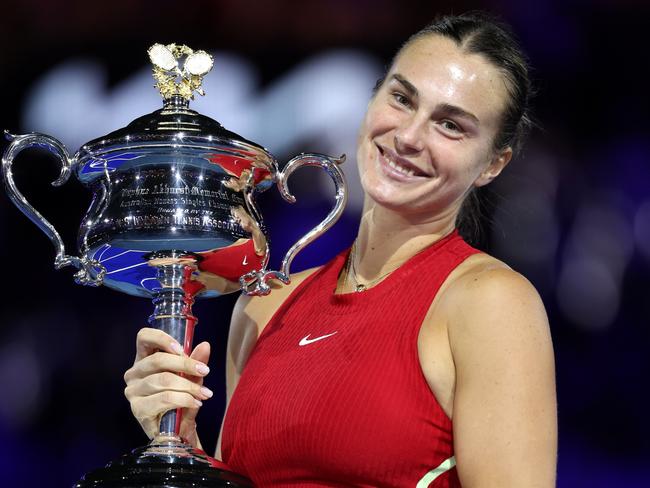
[419,253,548,416]
[438,252,552,370]
[228,266,322,373]
[441,253,550,343]
[440,254,557,486]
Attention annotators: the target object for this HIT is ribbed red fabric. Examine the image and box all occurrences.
[222,230,480,487]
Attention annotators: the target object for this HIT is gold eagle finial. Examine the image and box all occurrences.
[147,43,214,102]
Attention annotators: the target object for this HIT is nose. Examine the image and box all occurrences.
[394,116,425,154]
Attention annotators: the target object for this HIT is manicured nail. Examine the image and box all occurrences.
[194,399,203,407]
[195,363,210,375]
[170,341,184,355]
[200,386,213,398]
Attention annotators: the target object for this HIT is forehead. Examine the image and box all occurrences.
[390,35,509,123]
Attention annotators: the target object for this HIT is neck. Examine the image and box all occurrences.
[351,201,458,282]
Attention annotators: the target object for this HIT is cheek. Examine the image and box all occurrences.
[360,99,395,138]
[356,108,383,173]
[436,140,492,181]
[356,142,374,191]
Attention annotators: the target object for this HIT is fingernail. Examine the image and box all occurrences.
[200,386,213,398]
[195,363,210,375]
[194,399,203,407]
[170,341,184,355]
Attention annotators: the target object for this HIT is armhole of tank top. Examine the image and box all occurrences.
[413,247,484,424]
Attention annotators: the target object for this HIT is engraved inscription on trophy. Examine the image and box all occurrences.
[83,165,252,253]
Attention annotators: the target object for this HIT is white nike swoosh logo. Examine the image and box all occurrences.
[299,332,338,346]
[242,255,248,266]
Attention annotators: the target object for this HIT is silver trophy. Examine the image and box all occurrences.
[2,43,347,487]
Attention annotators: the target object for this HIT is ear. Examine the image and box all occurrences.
[474,146,513,187]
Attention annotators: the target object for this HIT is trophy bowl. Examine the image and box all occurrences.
[2,43,347,487]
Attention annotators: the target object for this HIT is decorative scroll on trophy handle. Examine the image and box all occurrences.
[1,131,105,286]
[240,153,347,296]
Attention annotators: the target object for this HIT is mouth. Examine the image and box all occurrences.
[376,144,429,179]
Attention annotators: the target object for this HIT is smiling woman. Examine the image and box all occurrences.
[123,11,556,488]
[357,33,513,219]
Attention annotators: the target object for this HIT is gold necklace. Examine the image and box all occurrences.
[344,231,455,293]
[345,242,399,293]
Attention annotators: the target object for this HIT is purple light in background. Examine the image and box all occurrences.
[634,200,650,264]
[491,147,560,294]
[556,254,620,330]
[505,1,584,68]
[492,190,559,263]
[565,200,635,281]
[593,138,650,208]
[557,201,633,330]
[0,341,42,429]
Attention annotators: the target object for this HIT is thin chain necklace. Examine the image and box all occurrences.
[344,241,401,293]
[343,230,455,293]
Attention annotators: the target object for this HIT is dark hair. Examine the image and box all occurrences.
[376,12,535,245]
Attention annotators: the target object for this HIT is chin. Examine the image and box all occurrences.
[364,182,459,219]
[364,187,420,214]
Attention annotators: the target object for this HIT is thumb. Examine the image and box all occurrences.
[190,341,211,365]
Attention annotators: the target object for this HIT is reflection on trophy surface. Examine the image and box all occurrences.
[2,42,347,487]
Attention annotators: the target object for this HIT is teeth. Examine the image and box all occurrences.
[386,156,415,176]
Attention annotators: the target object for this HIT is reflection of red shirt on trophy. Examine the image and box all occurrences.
[198,239,264,282]
[150,206,267,296]
[208,151,272,187]
[197,205,267,282]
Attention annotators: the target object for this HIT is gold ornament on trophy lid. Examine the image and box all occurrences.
[147,43,214,101]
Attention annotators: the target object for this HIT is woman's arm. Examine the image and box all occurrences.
[215,266,322,460]
[449,267,557,487]
[215,293,257,460]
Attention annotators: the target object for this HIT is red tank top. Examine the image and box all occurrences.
[222,230,480,487]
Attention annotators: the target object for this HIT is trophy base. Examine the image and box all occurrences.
[74,435,252,488]
[74,463,251,488]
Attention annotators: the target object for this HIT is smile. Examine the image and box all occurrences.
[376,145,428,180]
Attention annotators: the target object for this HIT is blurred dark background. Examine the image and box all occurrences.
[0,0,649,486]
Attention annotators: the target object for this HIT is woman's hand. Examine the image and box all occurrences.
[123,327,213,449]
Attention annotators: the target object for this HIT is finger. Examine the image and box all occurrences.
[180,404,201,427]
[124,371,214,401]
[189,341,211,365]
[142,404,202,440]
[124,351,210,383]
[139,414,161,439]
[131,392,203,437]
[135,391,202,417]
[135,328,184,361]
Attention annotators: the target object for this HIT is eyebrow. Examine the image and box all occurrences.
[391,74,418,98]
[390,73,480,126]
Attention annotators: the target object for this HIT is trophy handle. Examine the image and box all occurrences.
[240,153,347,296]
[2,131,105,286]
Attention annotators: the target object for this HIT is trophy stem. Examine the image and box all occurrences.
[147,253,200,438]
[76,250,253,487]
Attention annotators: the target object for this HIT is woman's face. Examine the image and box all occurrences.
[356,34,512,218]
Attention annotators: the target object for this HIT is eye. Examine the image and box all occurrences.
[440,119,462,133]
[391,91,411,107]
